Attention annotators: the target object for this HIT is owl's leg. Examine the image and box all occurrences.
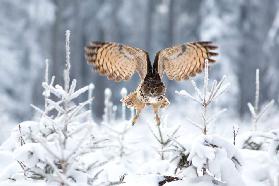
[152,103,161,125]
[131,101,146,125]
[121,91,145,125]
[121,91,137,108]
[152,97,170,125]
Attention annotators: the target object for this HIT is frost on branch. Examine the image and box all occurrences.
[176,59,229,134]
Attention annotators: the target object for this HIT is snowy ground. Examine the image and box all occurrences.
[0,119,278,186]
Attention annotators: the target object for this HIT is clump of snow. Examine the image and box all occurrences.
[186,135,244,186]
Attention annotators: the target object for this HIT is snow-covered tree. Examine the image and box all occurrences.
[148,116,181,160]
[0,30,109,186]
[176,60,229,135]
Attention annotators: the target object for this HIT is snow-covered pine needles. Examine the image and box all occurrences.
[176,59,229,134]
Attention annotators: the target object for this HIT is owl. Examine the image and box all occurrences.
[85,41,218,125]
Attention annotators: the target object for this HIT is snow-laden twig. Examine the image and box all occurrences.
[184,117,203,130]
[69,84,89,100]
[88,83,95,114]
[44,60,50,111]
[64,30,71,93]
[233,124,239,145]
[191,80,203,101]
[255,69,260,113]
[203,59,209,103]
[247,69,274,131]
[175,90,202,104]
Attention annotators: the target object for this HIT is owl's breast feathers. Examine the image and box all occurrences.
[137,72,166,104]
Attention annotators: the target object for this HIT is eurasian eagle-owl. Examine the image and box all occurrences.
[85,41,218,125]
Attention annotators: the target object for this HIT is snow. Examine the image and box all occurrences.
[0,151,14,170]
[123,174,162,186]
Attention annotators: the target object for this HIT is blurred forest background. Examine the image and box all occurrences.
[1,0,279,125]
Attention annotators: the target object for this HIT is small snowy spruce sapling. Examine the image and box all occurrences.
[176,59,229,134]
[13,30,106,186]
[148,115,181,160]
[240,69,275,150]
[175,60,245,185]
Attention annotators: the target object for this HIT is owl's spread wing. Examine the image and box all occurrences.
[85,42,149,81]
[154,41,218,81]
